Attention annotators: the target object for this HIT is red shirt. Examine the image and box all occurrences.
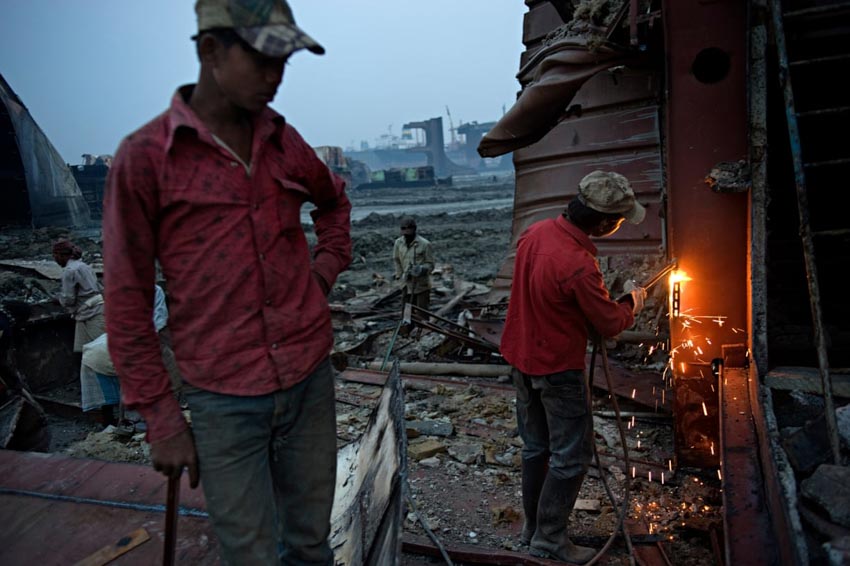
[103,86,352,442]
[500,215,634,376]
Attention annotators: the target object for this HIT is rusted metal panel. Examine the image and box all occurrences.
[512,149,663,255]
[494,13,666,295]
[0,451,217,565]
[672,370,720,468]
[719,364,778,566]
[514,107,660,163]
[522,1,563,51]
[0,365,407,565]
[662,0,750,467]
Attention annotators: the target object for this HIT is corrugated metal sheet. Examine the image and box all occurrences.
[492,2,665,299]
[0,73,91,228]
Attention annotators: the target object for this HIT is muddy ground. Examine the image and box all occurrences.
[1,180,719,565]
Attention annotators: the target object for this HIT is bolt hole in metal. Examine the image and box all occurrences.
[692,47,731,84]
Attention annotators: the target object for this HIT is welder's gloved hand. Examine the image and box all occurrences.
[623,280,647,314]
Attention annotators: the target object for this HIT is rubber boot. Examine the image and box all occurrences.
[520,455,548,545]
[529,473,596,564]
[99,404,117,426]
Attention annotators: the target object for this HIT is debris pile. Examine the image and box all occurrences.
[0,182,721,564]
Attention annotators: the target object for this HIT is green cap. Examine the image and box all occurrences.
[578,170,646,224]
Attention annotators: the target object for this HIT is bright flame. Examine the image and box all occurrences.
[669,270,692,284]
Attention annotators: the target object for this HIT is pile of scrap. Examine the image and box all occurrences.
[763,367,850,560]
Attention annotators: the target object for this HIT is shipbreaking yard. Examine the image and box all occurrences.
[1,182,728,565]
[4,0,850,564]
[2,177,850,564]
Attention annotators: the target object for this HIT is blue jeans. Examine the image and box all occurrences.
[513,367,593,480]
[184,358,337,565]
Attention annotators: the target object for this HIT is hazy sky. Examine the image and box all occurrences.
[0,1,527,165]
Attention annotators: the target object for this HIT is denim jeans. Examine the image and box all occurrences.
[513,367,593,480]
[184,358,337,565]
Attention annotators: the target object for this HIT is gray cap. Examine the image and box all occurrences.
[578,170,646,224]
[196,0,324,58]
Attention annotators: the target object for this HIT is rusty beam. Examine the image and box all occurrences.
[718,346,778,565]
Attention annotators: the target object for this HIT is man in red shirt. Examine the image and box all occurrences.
[500,170,647,564]
[102,1,350,563]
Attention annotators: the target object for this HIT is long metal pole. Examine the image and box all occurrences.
[163,475,180,566]
[769,0,841,464]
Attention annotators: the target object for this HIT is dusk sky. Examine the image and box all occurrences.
[0,1,527,165]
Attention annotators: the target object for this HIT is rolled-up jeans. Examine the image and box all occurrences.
[184,357,337,565]
[513,367,593,480]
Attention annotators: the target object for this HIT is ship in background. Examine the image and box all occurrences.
[336,114,514,189]
[62,114,516,221]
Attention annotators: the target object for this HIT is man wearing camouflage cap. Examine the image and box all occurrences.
[103,1,350,563]
[500,171,647,564]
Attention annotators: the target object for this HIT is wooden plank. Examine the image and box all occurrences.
[765,366,850,397]
[72,528,150,566]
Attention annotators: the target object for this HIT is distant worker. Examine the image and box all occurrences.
[102,0,351,563]
[500,171,647,564]
[393,215,435,311]
[80,284,179,426]
[52,239,106,363]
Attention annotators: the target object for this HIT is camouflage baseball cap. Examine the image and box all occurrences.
[195,0,325,58]
[578,170,646,224]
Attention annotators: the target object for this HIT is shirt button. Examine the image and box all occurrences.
[259,253,265,260]
[265,299,271,306]
[230,161,238,167]
[271,343,278,350]
[253,204,259,210]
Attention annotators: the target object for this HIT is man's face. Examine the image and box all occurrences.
[401,225,416,243]
[590,217,626,238]
[213,40,288,114]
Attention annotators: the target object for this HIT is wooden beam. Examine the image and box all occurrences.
[72,528,150,566]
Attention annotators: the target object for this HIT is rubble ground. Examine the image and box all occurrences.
[1,181,719,565]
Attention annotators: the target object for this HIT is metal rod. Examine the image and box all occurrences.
[0,486,208,517]
[163,476,180,566]
[769,0,841,464]
[643,257,678,291]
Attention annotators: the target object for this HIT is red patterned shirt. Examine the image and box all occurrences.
[103,86,352,442]
[500,215,634,376]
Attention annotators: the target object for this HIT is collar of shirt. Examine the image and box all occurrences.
[555,214,598,256]
[399,235,420,249]
[164,84,286,155]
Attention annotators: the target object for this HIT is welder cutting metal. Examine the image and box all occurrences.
[499,170,647,564]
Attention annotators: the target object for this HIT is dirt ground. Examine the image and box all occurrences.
[1,180,720,565]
